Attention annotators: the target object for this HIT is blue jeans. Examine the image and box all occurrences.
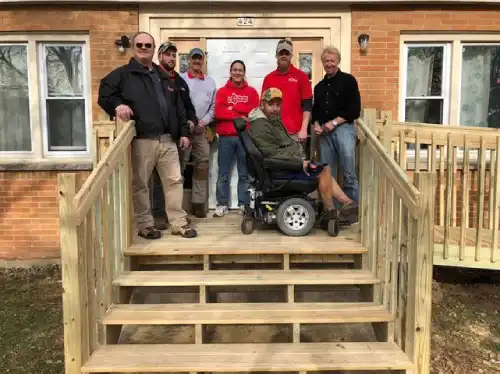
[320,122,359,202]
[216,136,250,206]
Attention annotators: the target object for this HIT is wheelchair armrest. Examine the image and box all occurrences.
[233,118,247,133]
[263,158,304,172]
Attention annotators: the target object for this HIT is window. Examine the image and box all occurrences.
[403,44,450,125]
[0,35,91,164]
[401,35,500,128]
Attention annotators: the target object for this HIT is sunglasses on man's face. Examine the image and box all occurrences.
[136,43,153,49]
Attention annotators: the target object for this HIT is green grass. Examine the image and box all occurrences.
[0,266,64,374]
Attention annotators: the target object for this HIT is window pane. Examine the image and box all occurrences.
[405,99,443,124]
[46,99,86,151]
[0,45,31,151]
[406,46,443,97]
[460,45,500,128]
[299,53,312,81]
[44,45,83,97]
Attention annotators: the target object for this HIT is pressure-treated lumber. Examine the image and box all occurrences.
[103,302,392,325]
[114,269,380,287]
[81,342,413,372]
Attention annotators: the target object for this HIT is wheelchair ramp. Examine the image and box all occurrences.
[83,214,413,373]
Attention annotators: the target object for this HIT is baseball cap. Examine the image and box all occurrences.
[158,41,177,54]
[276,39,293,54]
[262,87,283,102]
[188,47,205,58]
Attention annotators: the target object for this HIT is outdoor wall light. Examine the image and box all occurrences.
[115,35,131,53]
[358,34,370,53]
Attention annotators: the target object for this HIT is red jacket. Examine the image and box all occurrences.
[214,79,259,136]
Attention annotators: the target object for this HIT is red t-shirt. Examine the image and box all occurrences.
[261,64,313,134]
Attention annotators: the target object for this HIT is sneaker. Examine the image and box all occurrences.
[339,202,359,223]
[138,226,162,240]
[238,204,246,215]
[172,222,197,238]
[213,205,229,218]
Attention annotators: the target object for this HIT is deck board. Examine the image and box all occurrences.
[129,213,363,256]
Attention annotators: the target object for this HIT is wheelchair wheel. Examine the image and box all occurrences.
[241,218,255,235]
[276,197,316,237]
[327,219,339,237]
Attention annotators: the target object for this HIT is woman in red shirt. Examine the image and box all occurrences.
[213,60,259,217]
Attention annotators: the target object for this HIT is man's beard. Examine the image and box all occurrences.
[161,62,175,71]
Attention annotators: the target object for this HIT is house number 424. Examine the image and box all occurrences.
[237,17,253,26]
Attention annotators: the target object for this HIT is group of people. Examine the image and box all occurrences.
[97,31,361,240]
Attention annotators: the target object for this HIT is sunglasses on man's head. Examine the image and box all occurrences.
[136,43,153,49]
[278,39,293,46]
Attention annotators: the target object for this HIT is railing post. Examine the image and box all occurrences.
[58,173,87,373]
[406,172,435,374]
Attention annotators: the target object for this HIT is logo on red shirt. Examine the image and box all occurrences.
[288,77,298,83]
[228,93,249,105]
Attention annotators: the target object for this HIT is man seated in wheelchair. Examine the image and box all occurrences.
[247,87,358,226]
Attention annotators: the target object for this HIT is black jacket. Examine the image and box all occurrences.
[164,68,198,125]
[98,58,189,140]
[312,70,361,125]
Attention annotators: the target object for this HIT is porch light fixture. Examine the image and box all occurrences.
[358,33,370,52]
[115,35,131,53]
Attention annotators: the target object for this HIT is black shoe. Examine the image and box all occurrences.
[192,203,207,218]
[154,216,169,231]
[339,202,359,222]
[138,227,162,240]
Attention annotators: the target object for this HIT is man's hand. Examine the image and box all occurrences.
[115,104,133,121]
[303,160,316,175]
[179,136,190,149]
[187,120,195,134]
[297,128,308,143]
[313,122,323,135]
[194,120,206,135]
[324,120,336,133]
[240,115,249,122]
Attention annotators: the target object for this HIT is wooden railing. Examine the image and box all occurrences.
[357,108,435,374]
[58,120,135,373]
[374,117,500,270]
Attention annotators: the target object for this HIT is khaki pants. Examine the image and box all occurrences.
[131,135,187,231]
[180,131,210,204]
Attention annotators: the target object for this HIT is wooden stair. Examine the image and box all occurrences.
[81,215,413,373]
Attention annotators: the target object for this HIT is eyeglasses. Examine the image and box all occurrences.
[278,39,293,46]
[136,42,153,49]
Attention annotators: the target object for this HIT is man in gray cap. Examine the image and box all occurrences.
[180,47,217,218]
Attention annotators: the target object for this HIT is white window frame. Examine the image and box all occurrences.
[0,33,92,166]
[399,34,500,168]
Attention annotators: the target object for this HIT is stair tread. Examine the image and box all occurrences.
[114,269,380,287]
[82,342,412,372]
[128,235,364,256]
[104,302,392,325]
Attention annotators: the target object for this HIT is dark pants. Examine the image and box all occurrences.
[215,136,250,206]
[151,168,165,218]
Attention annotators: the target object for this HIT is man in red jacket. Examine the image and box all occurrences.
[261,39,313,143]
[213,60,259,217]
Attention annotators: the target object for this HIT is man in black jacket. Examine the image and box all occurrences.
[98,31,197,239]
[312,45,361,204]
[150,41,197,230]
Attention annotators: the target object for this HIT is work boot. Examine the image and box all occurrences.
[192,203,207,218]
[138,226,162,240]
[172,221,198,238]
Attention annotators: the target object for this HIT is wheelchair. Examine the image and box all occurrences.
[233,118,340,237]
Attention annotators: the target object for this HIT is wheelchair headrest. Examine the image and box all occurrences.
[233,118,247,133]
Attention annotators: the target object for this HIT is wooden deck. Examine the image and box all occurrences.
[434,226,500,269]
[129,213,364,266]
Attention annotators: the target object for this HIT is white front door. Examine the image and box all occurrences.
[206,39,279,209]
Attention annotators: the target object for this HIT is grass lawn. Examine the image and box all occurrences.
[0,265,499,373]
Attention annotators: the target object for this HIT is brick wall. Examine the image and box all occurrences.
[351,5,500,116]
[0,5,139,261]
[0,171,87,260]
